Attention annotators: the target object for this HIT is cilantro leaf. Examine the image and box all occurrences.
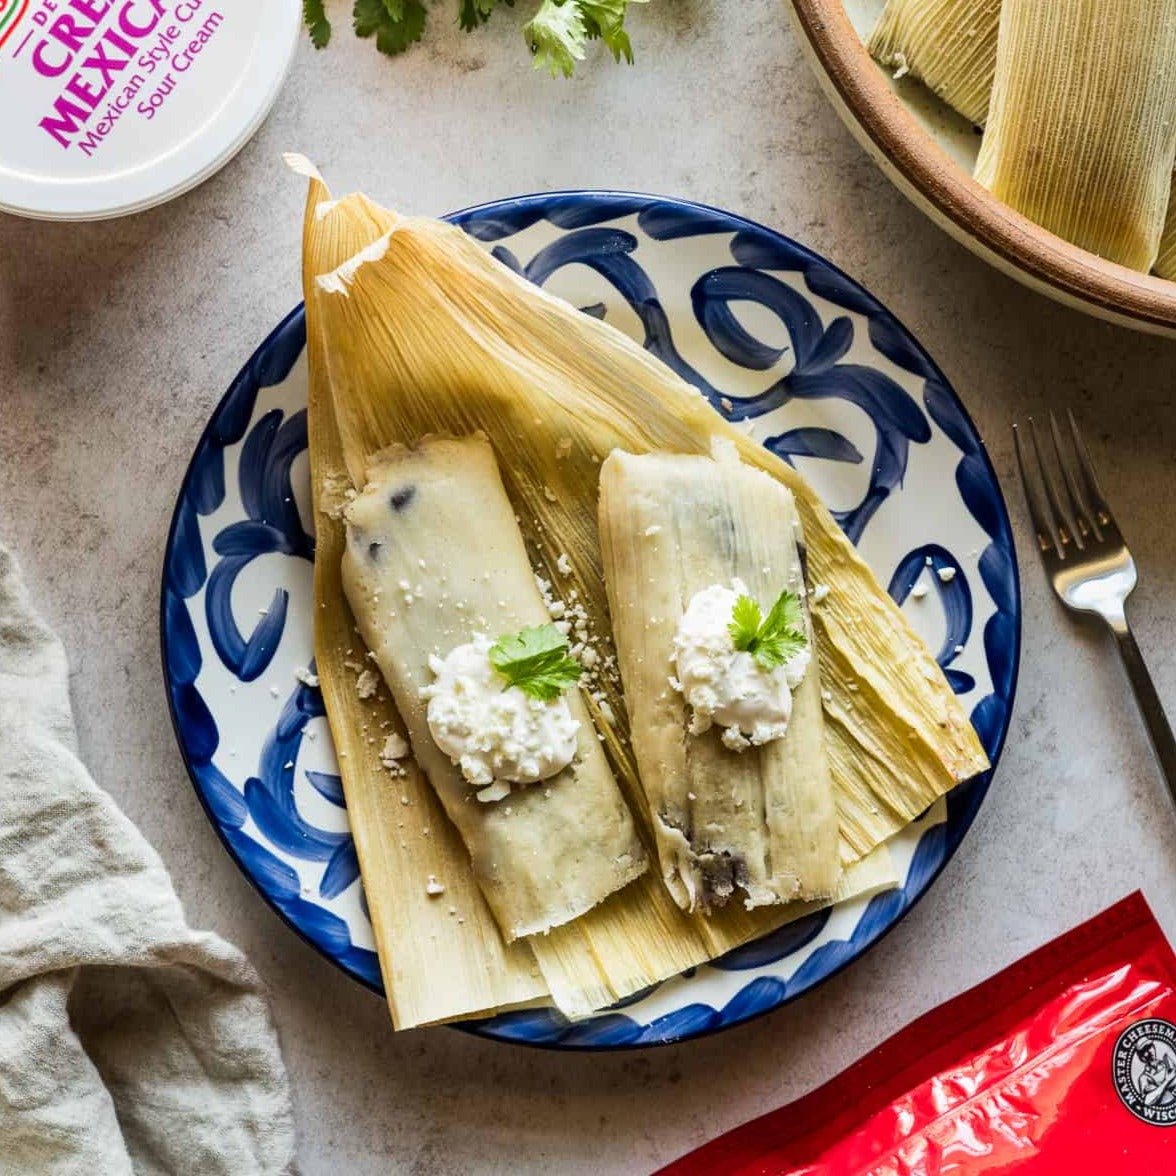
[489,624,582,701]
[728,595,762,652]
[304,0,331,48]
[524,0,588,77]
[313,0,643,74]
[459,0,513,30]
[729,589,807,670]
[353,0,428,55]
[579,0,644,64]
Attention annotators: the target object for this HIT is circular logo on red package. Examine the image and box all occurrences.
[1114,1019,1176,1125]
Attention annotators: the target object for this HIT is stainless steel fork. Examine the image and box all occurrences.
[1014,412,1176,804]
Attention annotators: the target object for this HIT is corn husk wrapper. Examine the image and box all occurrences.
[975,0,1176,272]
[293,157,548,1028]
[598,449,840,913]
[1156,189,1176,281]
[301,181,986,1017]
[868,0,1001,126]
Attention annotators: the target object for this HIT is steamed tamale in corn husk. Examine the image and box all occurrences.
[975,0,1176,272]
[342,434,647,939]
[867,1,1176,280]
[298,168,985,1025]
[599,449,840,913]
[868,0,1001,126]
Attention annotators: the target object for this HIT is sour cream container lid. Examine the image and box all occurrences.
[0,0,300,221]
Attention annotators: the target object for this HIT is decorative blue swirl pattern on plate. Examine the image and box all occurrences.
[162,192,1020,1050]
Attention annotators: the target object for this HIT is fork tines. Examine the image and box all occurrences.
[1013,411,1115,561]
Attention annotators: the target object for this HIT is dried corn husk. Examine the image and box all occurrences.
[300,172,971,1022]
[294,157,548,1028]
[868,0,1001,126]
[975,0,1176,272]
[1156,187,1176,280]
[598,449,840,913]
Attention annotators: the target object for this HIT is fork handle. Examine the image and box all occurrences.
[1108,616,1176,807]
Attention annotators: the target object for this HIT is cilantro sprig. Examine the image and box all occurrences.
[489,624,582,701]
[728,590,807,671]
[304,0,647,76]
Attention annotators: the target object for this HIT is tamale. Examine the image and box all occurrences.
[341,435,647,939]
[295,158,548,1027]
[598,449,840,913]
[868,0,1001,126]
[975,0,1176,272]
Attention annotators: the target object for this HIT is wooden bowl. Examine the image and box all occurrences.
[786,0,1176,336]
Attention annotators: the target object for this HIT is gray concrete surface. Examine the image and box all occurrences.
[3,3,1176,1172]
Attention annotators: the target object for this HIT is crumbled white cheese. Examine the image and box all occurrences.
[811,583,830,604]
[380,733,409,770]
[671,580,809,750]
[644,525,662,538]
[476,781,512,804]
[294,666,320,688]
[269,685,280,699]
[425,875,445,896]
[423,634,579,789]
[911,583,929,600]
[355,668,380,699]
[544,486,558,503]
[556,553,573,577]
[891,51,910,80]
[721,727,750,751]
[937,566,957,583]
[720,397,734,413]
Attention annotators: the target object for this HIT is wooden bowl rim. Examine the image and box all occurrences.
[788,0,1176,333]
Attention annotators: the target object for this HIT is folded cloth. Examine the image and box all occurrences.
[0,545,295,1174]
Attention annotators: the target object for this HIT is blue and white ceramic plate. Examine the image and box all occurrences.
[162,192,1019,1049]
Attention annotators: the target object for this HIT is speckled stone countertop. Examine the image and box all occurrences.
[3,3,1176,1172]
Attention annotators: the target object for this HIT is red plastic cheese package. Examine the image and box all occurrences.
[659,892,1176,1175]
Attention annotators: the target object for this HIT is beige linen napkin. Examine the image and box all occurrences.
[0,544,295,1174]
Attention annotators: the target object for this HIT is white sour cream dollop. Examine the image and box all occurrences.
[672,580,810,752]
[424,634,579,797]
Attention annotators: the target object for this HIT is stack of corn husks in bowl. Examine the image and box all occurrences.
[868,0,1176,277]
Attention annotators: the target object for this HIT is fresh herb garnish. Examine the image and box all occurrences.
[353,0,428,55]
[304,1,646,76]
[489,624,582,701]
[728,590,807,670]
[303,0,331,48]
